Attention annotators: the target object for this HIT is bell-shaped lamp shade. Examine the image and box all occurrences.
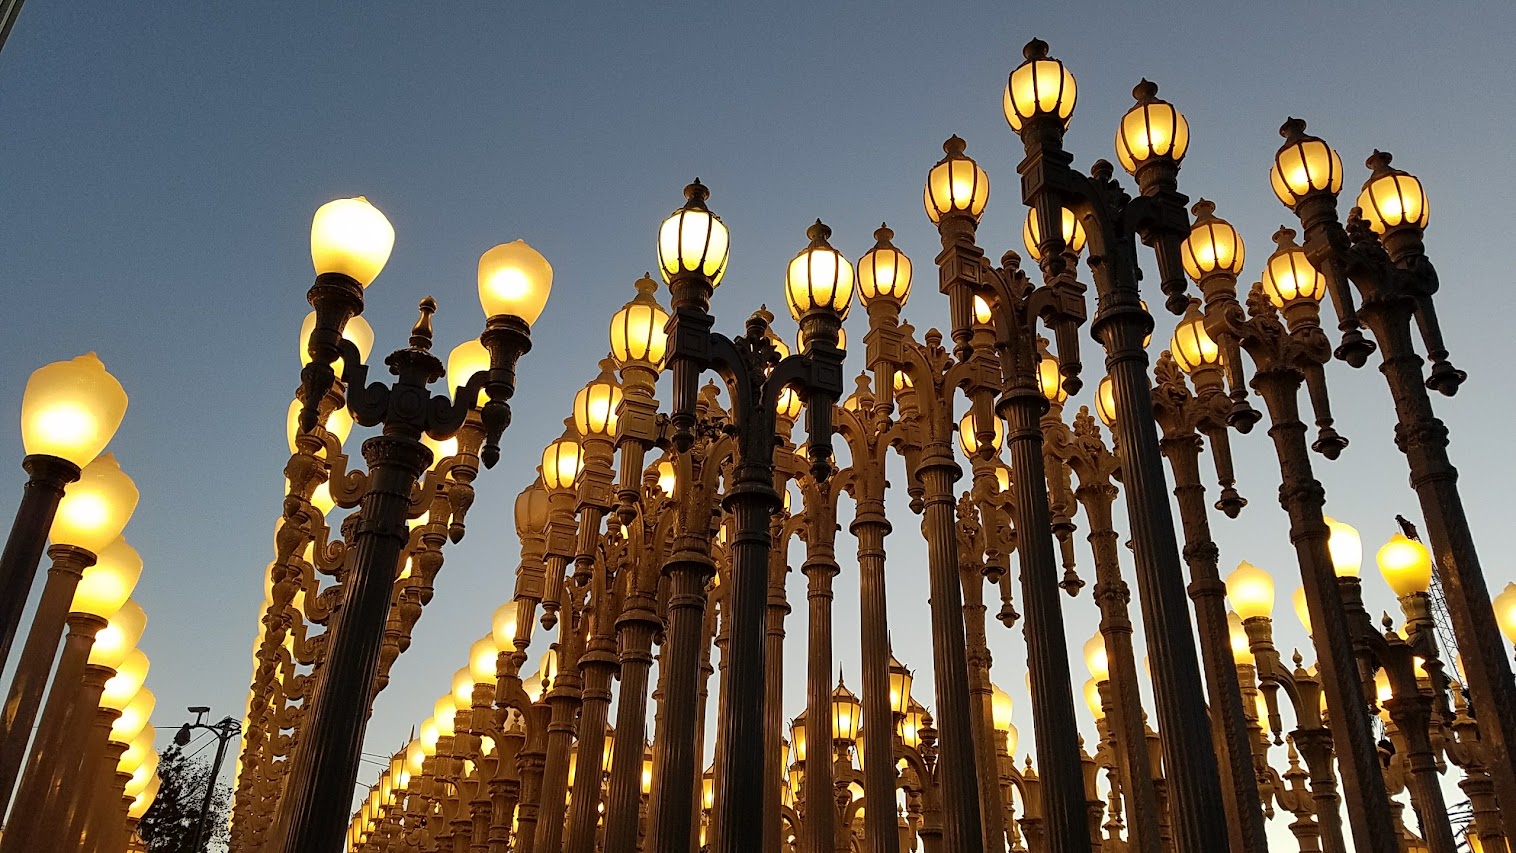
[100,647,149,712]
[609,278,671,368]
[20,353,129,468]
[1494,582,1516,645]
[127,770,161,818]
[1377,532,1433,597]
[1083,633,1110,682]
[1181,201,1245,281]
[1226,561,1275,621]
[655,460,677,497]
[1357,156,1429,234]
[433,695,457,738]
[468,635,498,685]
[658,187,730,286]
[405,739,426,776]
[1004,722,1020,757]
[1115,83,1189,173]
[70,536,144,619]
[1270,125,1344,208]
[957,412,1003,456]
[1170,302,1220,375]
[419,717,440,756]
[1095,375,1118,427]
[491,601,520,652]
[541,438,583,492]
[310,197,394,286]
[1260,229,1326,308]
[451,666,474,710]
[478,241,553,325]
[109,686,156,744]
[1083,678,1104,720]
[87,599,147,669]
[990,684,1014,733]
[1226,610,1251,663]
[857,226,913,307]
[1003,45,1077,132]
[1036,350,1067,404]
[785,223,855,322]
[573,374,623,437]
[1022,207,1088,262]
[924,146,990,225]
[1322,516,1362,577]
[446,340,492,405]
[117,724,155,775]
[51,453,138,554]
[1293,586,1313,636]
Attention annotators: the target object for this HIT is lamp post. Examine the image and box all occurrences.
[1269,122,1516,841]
[266,195,547,853]
[658,180,847,853]
[0,353,127,674]
[1004,40,1230,853]
[174,708,242,853]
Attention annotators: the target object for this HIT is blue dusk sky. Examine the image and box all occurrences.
[1,1,1513,840]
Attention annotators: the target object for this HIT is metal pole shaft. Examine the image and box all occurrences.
[917,452,985,852]
[762,515,789,853]
[853,499,899,853]
[713,476,776,853]
[0,455,79,676]
[648,558,710,853]
[605,613,658,853]
[999,395,1088,853]
[266,434,430,853]
[192,725,234,852]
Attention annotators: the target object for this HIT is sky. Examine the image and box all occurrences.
[2,1,1515,846]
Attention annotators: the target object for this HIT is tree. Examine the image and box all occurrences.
[137,743,231,853]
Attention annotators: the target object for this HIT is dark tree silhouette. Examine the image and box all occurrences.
[137,743,231,852]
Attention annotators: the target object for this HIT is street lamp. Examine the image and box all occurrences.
[266,196,549,852]
[0,353,127,676]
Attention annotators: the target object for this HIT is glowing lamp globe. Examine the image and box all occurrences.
[1357,152,1429,234]
[446,340,492,405]
[1377,533,1433,597]
[830,679,862,744]
[1181,201,1245,281]
[20,353,129,468]
[991,684,1014,733]
[1226,561,1275,621]
[1083,633,1110,682]
[789,716,807,764]
[469,636,498,685]
[1095,375,1117,427]
[514,483,550,535]
[1495,582,1516,645]
[658,181,730,286]
[1226,611,1250,663]
[51,453,138,554]
[310,197,394,286]
[449,666,474,711]
[609,277,670,368]
[785,221,854,322]
[87,599,146,669]
[1115,81,1189,173]
[1022,207,1087,262]
[433,695,457,738]
[1323,516,1362,577]
[541,438,584,492]
[1260,229,1326,308]
[299,311,374,371]
[100,648,149,712]
[573,372,623,437]
[958,412,1003,456]
[888,655,913,716]
[127,771,161,818]
[1005,722,1020,757]
[478,240,553,325]
[109,686,156,744]
[924,137,990,224]
[1003,40,1076,132]
[492,601,521,652]
[71,537,144,620]
[1270,120,1343,208]
[1083,678,1104,720]
[1170,301,1220,375]
[286,397,354,452]
[857,225,913,307]
[117,725,155,775]
[1293,586,1313,636]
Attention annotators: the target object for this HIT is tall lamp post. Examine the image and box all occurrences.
[266,198,549,853]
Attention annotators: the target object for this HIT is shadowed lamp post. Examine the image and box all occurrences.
[265,196,550,853]
[175,707,242,853]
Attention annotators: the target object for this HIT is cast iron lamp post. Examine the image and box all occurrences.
[266,196,549,853]
[1268,122,1516,843]
[1002,39,1231,853]
[0,353,127,675]
[658,180,848,853]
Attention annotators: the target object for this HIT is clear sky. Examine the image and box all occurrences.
[2,0,1514,843]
